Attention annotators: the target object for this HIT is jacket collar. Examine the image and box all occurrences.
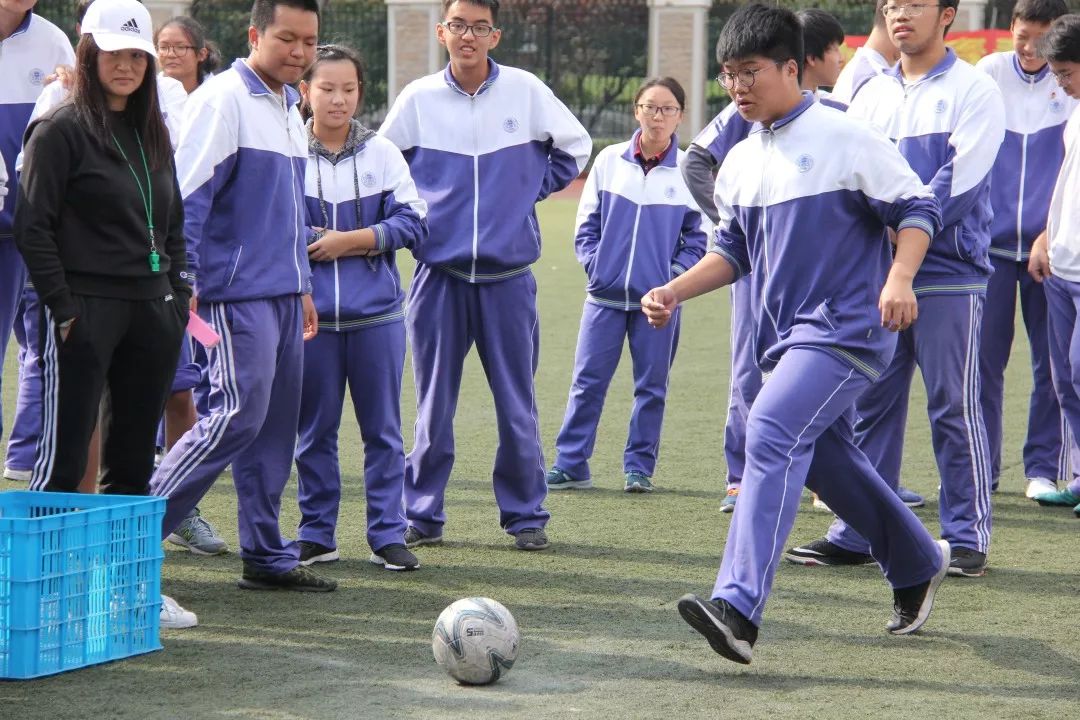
[1010,51,1050,84]
[444,58,500,97]
[234,59,300,106]
[620,128,679,168]
[752,91,815,134]
[6,10,32,39]
[306,118,375,163]
[886,46,957,85]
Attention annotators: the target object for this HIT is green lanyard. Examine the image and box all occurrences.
[110,129,160,272]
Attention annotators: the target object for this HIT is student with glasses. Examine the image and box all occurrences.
[151,14,228,558]
[380,0,591,552]
[546,78,707,494]
[643,2,948,664]
[682,8,927,515]
[787,0,1005,578]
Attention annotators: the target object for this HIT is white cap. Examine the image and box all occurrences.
[81,0,156,56]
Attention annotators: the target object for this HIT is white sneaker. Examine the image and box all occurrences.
[1025,477,1057,499]
[3,467,31,482]
[160,595,198,629]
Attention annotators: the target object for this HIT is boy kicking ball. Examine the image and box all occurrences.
[641,3,950,665]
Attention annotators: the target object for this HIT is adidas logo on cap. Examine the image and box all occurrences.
[120,17,140,33]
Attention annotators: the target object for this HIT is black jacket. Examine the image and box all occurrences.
[14,103,189,323]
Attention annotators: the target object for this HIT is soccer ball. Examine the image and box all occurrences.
[432,597,520,685]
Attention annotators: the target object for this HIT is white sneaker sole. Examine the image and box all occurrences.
[677,595,753,664]
[299,549,340,566]
[404,535,443,549]
[368,553,418,571]
[160,614,198,630]
[166,533,228,556]
[890,539,950,636]
[547,480,593,490]
[3,468,31,482]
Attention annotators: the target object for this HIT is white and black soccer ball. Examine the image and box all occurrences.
[432,597,520,685]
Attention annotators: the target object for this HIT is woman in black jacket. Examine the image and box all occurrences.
[15,0,189,496]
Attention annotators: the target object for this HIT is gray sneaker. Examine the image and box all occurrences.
[167,508,228,556]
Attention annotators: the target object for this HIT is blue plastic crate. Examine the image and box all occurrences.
[0,491,165,680]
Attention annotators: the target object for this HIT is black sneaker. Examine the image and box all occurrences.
[369,543,419,571]
[677,594,758,665]
[237,563,338,592]
[783,538,875,566]
[514,527,549,551]
[888,539,950,635]
[298,540,339,566]
[947,546,987,578]
[403,526,443,548]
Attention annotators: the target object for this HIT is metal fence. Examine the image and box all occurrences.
[495,0,649,140]
[705,0,879,119]
[32,0,78,41]
[189,0,389,122]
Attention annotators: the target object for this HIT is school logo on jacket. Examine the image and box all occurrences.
[796,154,814,173]
[664,186,677,199]
[934,99,947,114]
[1049,94,1064,114]
[503,117,519,133]
[28,68,45,85]
[361,171,378,188]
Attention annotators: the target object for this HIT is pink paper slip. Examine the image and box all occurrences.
[187,312,221,348]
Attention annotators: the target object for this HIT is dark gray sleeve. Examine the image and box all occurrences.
[681,144,721,224]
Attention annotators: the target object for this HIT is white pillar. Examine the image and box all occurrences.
[952,0,989,32]
[144,0,190,27]
[647,0,710,138]
[385,0,444,106]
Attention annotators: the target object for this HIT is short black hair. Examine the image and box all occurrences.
[715,3,803,83]
[1039,13,1080,63]
[634,76,686,110]
[1012,0,1069,25]
[873,0,887,31]
[442,0,499,25]
[797,9,845,62]
[939,0,959,34]
[251,0,320,34]
[76,0,93,25]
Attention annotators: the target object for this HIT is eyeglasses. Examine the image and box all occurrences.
[881,4,941,18]
[441,21,497,38]
[716,62,785,91]
[636,103,681,117]
[157,44,195,57]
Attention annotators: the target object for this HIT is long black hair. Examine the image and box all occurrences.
[72,35,172,170]
[155,16,222,85]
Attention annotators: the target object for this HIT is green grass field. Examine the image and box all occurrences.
[3,198,1078,719]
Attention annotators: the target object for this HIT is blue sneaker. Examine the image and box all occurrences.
[1034,489,1080,507]
[546,467,592,490]
[624,471,654,493]
[720,487,738,513]
[897,486,925,508]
